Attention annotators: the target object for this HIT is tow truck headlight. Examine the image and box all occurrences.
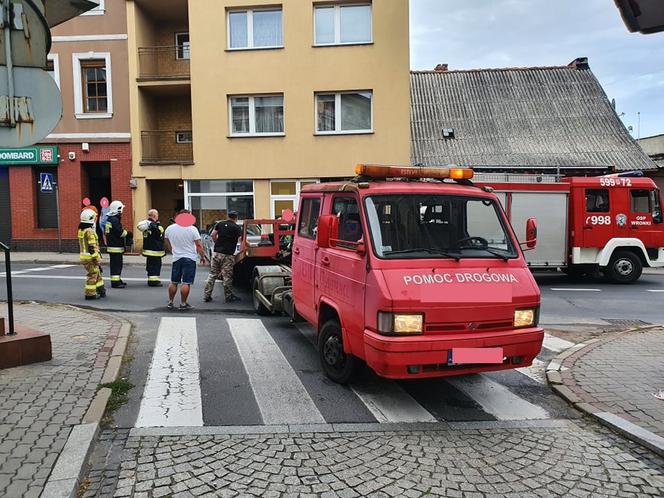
[378,312,424,335]
[514,308,538,328]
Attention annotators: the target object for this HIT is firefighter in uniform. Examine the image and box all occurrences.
[138,209,165,287]
[105,200,132,288]
[79,209,106,300]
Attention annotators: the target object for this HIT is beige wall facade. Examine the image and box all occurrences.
[128,0,410,230]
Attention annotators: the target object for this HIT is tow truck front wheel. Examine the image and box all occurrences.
[606,250,642,284]
[319,320,356,384]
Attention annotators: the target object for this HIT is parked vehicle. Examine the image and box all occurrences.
[480,173,664,283]
[252,164,543,383]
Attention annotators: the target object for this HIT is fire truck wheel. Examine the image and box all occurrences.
[252,277,271,315]
[606,250,642,284]
[319,320,356,384]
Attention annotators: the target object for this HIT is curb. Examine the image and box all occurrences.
[546,326,664,458]
[41,314,133,498]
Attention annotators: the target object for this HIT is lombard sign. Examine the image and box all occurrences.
[0,146,58,165]
[0,0,99,148]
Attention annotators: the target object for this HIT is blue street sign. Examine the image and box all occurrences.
[39,172,54,193]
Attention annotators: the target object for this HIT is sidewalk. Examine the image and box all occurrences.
[547,326,664,456]
[0,303,130,497]
[8,252,148,266]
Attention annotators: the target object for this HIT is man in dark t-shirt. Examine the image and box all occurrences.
[203,211,242,303]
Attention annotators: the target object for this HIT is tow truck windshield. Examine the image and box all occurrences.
[364,194,518,260]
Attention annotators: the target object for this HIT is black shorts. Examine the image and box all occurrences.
[171,258,196,285]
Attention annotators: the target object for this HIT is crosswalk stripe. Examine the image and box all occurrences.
[294,322,436,423]
[447,374,550,420]
[516,358,547,384]
[543,333,575,353]
[136,317,203,427]
[228,318,325,425]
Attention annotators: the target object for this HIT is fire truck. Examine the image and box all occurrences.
[252,165,543,383]
[481,173,664,283]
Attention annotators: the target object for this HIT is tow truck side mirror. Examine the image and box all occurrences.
[521,218,537,251]
[317,215,339,249]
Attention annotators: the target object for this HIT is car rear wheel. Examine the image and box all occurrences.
[606,250,642,284]
[252,276,271,315]
[319,319,356,384]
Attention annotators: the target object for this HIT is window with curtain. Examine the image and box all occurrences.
[229,95,284,136]
[316,91,372,133]
[228,8,283,49]
[315,4,372,45]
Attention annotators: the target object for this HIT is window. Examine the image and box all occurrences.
[81,0,104,16]
[316,91,372,134]
[228,8,283,49]
[73,52,113,119]
[270,179,318,218]
[175,32,190,60]
[185,180,254,230]
[631,190,651,213]
[35,168,58,229]
[333,197,363,245]
[229,95,284,136]
[315,4,372,45]
[298,198,321,239]
[585,189,609,213]
[46,54,60,89]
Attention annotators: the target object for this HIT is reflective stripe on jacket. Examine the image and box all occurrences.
[78,228,101,262]
[105,215,127,253]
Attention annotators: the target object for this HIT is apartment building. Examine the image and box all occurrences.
[126,0,411,239]
[0,1,132,250]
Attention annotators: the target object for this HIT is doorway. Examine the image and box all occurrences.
[84,162,111,209]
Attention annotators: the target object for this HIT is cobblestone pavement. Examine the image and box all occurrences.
[0,303,124,498]
[559,327,664,437]
[98,421,664,498]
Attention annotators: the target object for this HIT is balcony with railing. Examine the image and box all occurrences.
[141,130,193,165]
[138,46,190,81]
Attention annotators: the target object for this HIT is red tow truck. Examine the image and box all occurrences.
[482,173,664,283]
[253,165,543,383]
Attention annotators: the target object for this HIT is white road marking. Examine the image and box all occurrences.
[646,290,664,293]
[0,274,146,282]
[447,374,550,420]
[543,333,576,353]
[50,264,77,269]
[293,322,436,423]
[0,264,78,276]
[516,358,547,384]
[229,318,325,425]
[550,288,601,292]
[136,317,203,427]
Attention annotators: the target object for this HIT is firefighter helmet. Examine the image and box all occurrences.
[137,219,151,232]
[80,209,97,225]
[108,200,125,216]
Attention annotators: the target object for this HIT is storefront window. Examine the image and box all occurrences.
[186,180,254,230]
[270,179,318,218]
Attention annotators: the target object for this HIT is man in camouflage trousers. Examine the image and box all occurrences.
[204,211,242,303]
[78,209,106,300]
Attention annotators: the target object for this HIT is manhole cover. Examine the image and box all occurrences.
[603,319,651,327]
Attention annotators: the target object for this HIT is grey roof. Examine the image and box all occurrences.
[410,62,658,171]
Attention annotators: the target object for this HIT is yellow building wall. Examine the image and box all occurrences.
[187,0,411,180]
[128,0,411,231]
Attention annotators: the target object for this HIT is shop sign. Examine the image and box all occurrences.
[0,146,58,165]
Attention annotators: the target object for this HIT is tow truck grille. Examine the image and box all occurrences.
[425,320,513,334]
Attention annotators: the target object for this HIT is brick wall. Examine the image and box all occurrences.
[10,143,133,252]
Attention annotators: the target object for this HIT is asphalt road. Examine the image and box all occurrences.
[1,261,662,429]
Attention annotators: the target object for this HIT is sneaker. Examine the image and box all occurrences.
[203,296,212,303]
[167,302,175,310]
[180,303,194,311]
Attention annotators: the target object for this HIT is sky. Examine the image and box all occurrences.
[409,0,664,139]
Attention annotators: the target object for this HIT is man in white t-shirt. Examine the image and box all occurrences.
[164,210,207,311]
